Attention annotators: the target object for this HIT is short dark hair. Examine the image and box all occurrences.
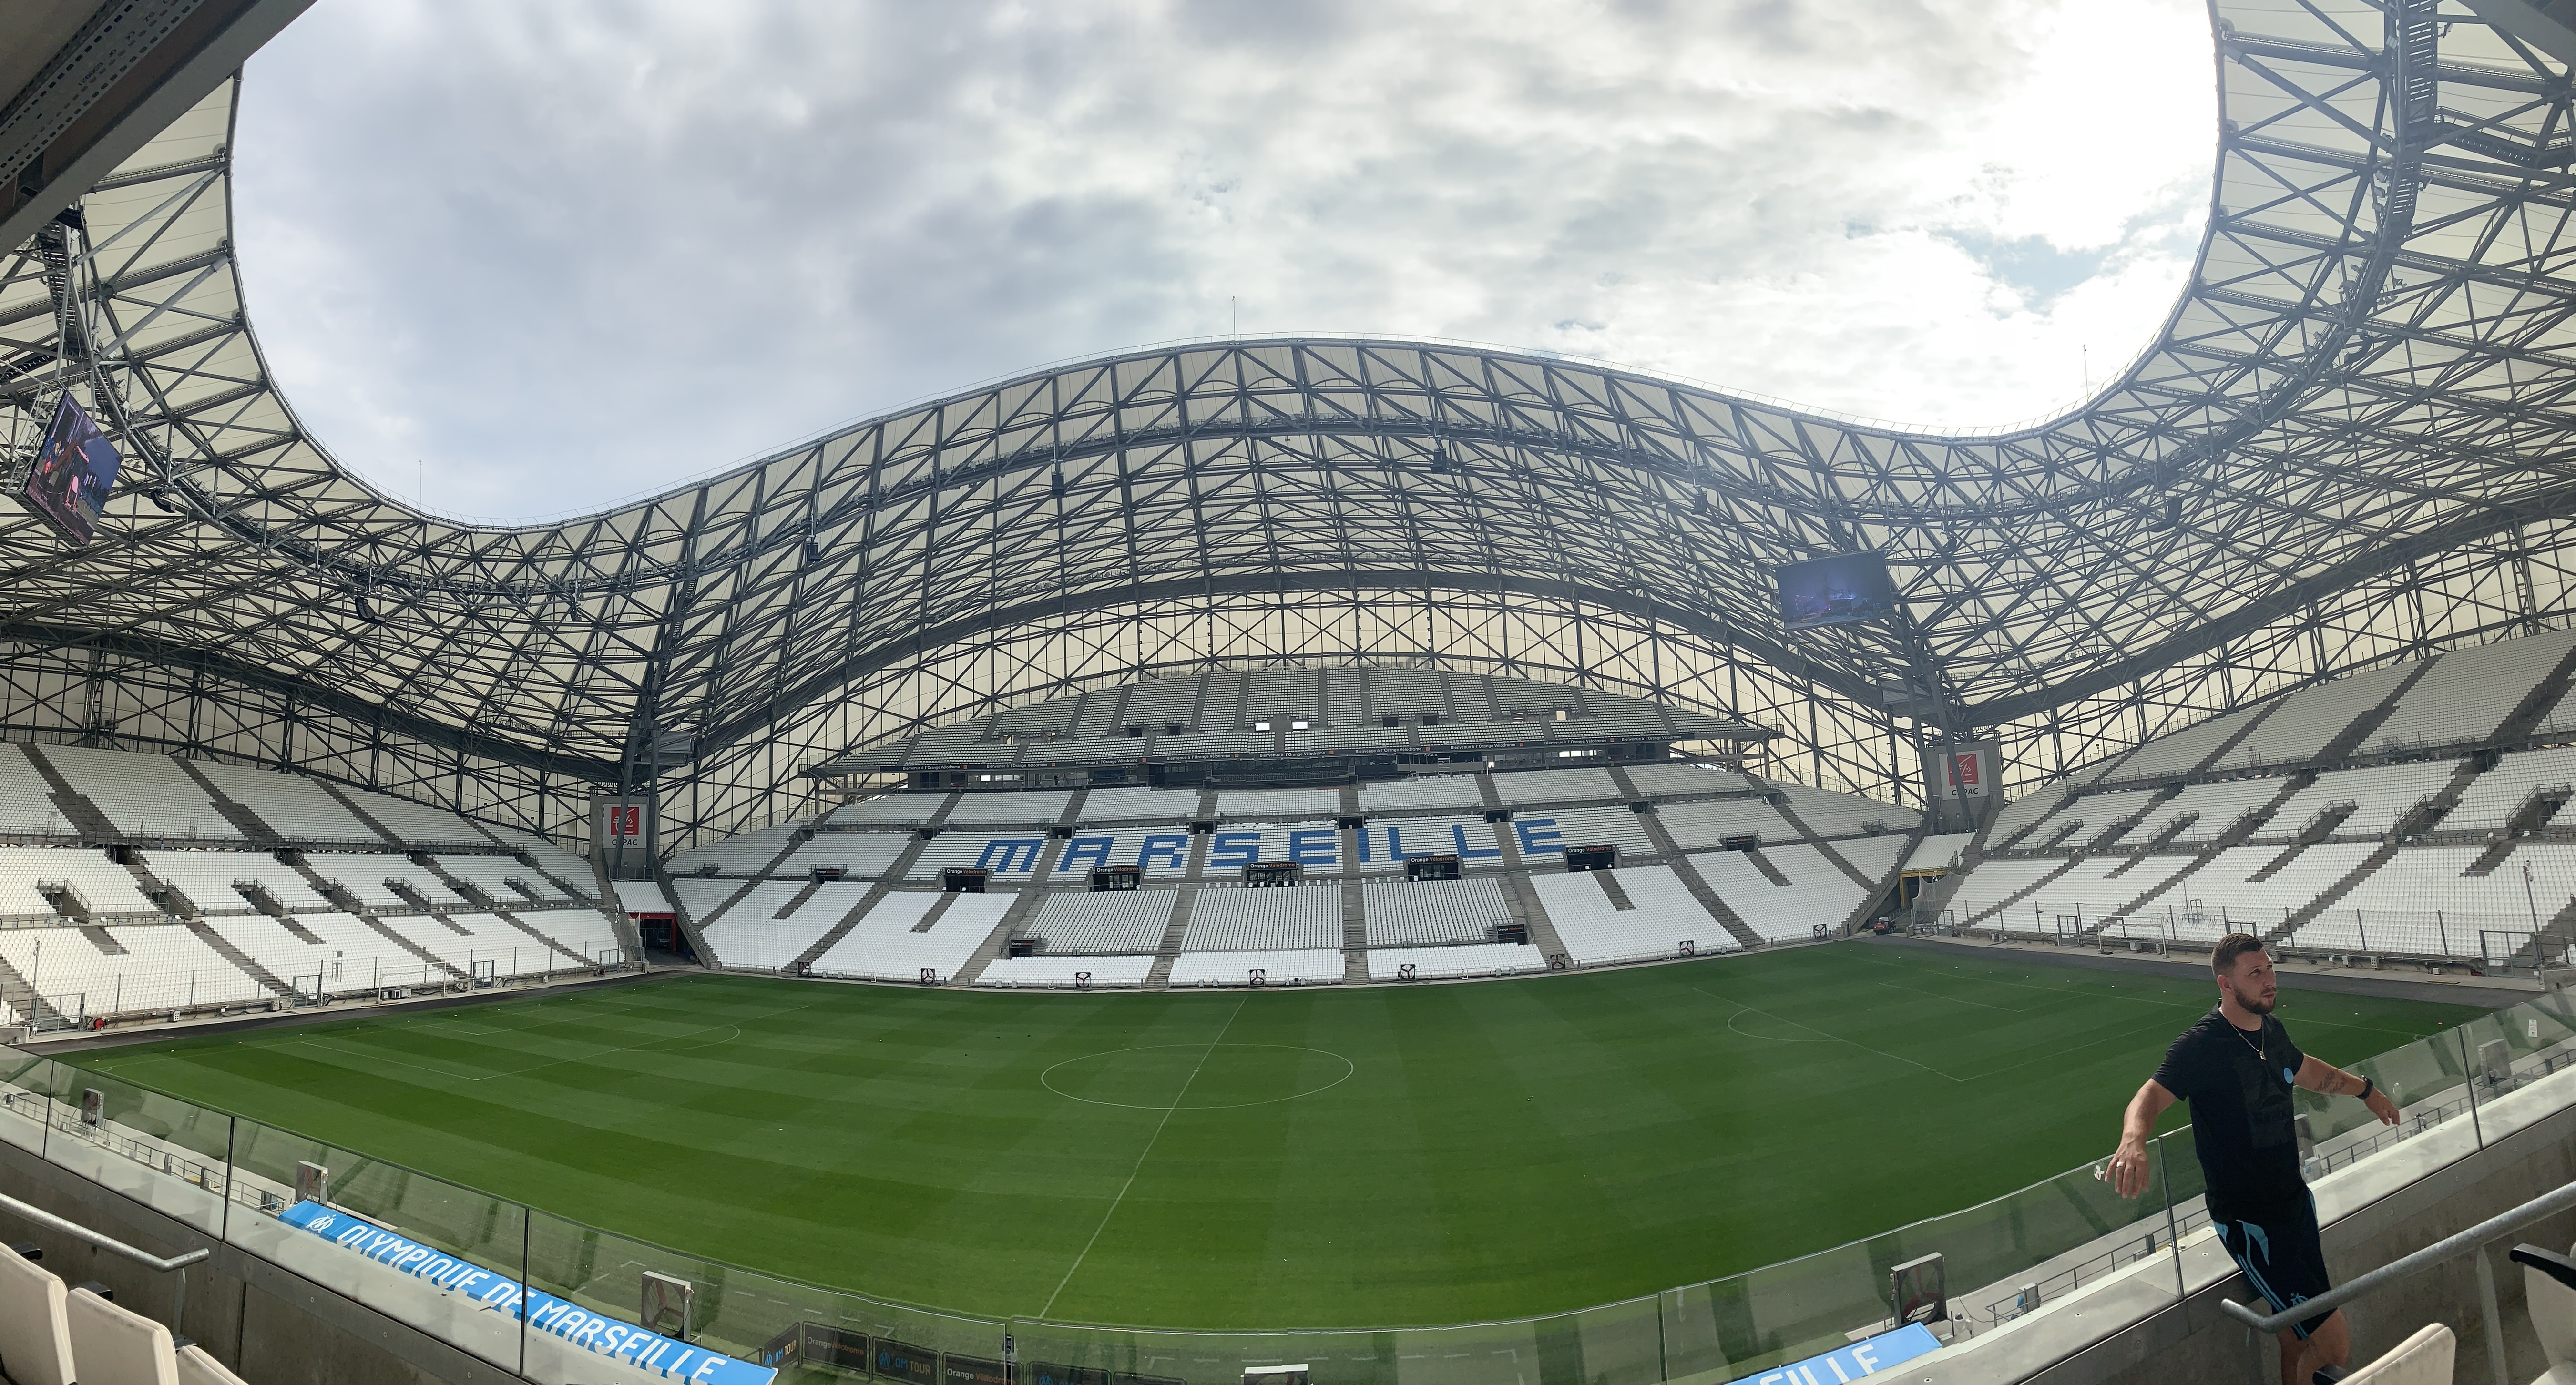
[2213,933,2267,975]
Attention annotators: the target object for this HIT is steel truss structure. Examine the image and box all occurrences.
[6,0,2576,850]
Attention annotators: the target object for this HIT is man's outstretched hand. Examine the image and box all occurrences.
[2108,1135,2154,1198]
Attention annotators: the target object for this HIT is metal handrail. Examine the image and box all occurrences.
[2220,1178,2576,1385]
[0,1187,210,1330]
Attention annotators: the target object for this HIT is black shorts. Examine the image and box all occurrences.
[2213,1194,2334,1338]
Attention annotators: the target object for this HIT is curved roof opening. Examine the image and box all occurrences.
[231,0,2214,520]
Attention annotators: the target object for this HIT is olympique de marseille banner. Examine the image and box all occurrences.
[1744,1323,1941,1385]
[280,1201,775,1385]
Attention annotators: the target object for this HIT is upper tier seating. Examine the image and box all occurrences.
[1623,761,1758,799]
[1167,948,1344,986]
[2264,759,2464,840]
[2444,745,2576,834]
[1489,767,1622,806]
[945,790,1071,826]
[1217,787,1343,819]
[1362,877,1509,946]
[1657,797,1798,850]
[1180,885,1341,952]
[2365,628,2576,754]
[828,794,949,827]
[1763,780,1919,836]
[2046,789,2161,848]
[333,785,489,848]
[1532,865,1729,964]
[668,822,809,876]
[2099,703,2266,784]
[0,744,69,836]
[779,833,912,878]
[193,758,376,841]
[1027,890,1177,954]
[1986,783,2071,849]
[40,746,237,841]
[1079,786,1200,823]
[1354,775,1485,813]
[432,855,557,906]
[2209,662,2418,773]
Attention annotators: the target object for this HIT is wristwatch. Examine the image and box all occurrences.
[2358,1077,2375,1101]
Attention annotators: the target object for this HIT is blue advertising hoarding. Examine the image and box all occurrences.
[279,1200,775,1385]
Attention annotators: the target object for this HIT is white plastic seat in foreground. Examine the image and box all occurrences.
[2516,1240,2576,1385]
[0,1245,73,1385]
[65,1285,178,1385]
[176,1339,249,1385]
[2341,1322,2454,1385]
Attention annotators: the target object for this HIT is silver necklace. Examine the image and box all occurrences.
[2228,1011,2266,1063]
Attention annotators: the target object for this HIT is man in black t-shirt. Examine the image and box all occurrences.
[2108,934,2399,1385]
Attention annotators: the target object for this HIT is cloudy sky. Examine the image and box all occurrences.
[233,0,2216,521]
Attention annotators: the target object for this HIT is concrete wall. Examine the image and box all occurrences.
[0,1138,521,1384]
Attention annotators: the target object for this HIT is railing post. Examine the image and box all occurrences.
[2474,1244,2506,1385]
[2459,1026,2484,1149]
[2156,1134,2187,1307]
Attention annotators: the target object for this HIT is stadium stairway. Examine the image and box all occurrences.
[782,828,940,973]
[1339,875,1367,984]
[691,831,815,931]
[951,841,1065,984]
[169,761,279,842]
[1617,784,1768,949]
[311,782,408,851]
[1144,883,1203,989]
[118,854,192,921]
[179,921,291,997]
[2482,635,2576,748]
[1765,796,1878,889]
[2259,760,2488,948]
[355,913,469,982]
[2102,775,2309,916]
[12,747,117,842]
[410,859,590,965]
[1478,784,1576,963]
[2311,658,2440,768]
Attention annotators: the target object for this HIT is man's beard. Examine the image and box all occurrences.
[2237,990,2277,1016]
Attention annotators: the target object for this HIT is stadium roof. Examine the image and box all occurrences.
[3,0,2572,792]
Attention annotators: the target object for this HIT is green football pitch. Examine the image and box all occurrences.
[68,945,2480,1330]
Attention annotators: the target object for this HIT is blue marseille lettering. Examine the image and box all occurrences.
[975,838,1043,872]
[1210,831,1262,869]
[1058,836,1114,873]
[1288,828,1338,866]
[1516,817,1564,855]
[1136,833,1189,869]
[1452,823,1501,860]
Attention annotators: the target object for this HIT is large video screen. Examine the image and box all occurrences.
[20,393,120,546]
[1775,550,1895,631]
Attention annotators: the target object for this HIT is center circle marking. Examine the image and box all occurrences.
[1040,1043,1356,1110]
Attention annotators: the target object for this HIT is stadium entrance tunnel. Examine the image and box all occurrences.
[1041,1043,1356,1111]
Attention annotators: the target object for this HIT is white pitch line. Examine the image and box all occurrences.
[1038,997,1247,1319]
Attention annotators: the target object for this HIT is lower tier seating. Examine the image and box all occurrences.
[1166,949,1344,987]
[1366,942,1544,980]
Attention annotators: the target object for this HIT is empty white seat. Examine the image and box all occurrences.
[0,1241,75,1385]
[2341,1322,2453,1385]
[176,1340,250,1385]
[2519,1239,2575,1385]
[64,1286,177,1385]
